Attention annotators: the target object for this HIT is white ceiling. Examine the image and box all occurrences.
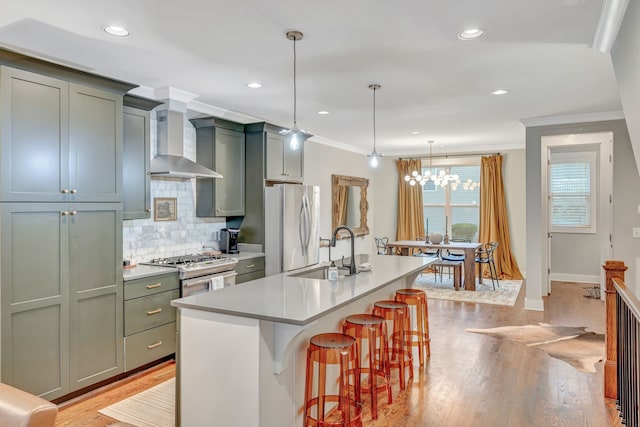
[0,0,623,157]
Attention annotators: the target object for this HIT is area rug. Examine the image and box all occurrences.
[413,273,523,306]
[99,378,174,427]
[466,323,605,373]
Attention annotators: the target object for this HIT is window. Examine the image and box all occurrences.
[549,151,596,233]
[422,163,480,241]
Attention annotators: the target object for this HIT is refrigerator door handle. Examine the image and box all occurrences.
[299,196,308,256]
[303,194,312,249]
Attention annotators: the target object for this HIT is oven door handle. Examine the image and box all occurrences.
[182,271,238,288]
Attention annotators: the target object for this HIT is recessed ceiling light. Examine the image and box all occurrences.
[562,0,586,6]
[103,25,129,37]
[491,89,509,95]
[458,28,485,40]
[411,131,420,135]
[246,82,262,89]
[317,111,330,115]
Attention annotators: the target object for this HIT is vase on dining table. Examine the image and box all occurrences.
[428,232,443,244]
[443,234,450,244]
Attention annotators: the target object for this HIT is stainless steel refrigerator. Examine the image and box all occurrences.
[264,184,320,275]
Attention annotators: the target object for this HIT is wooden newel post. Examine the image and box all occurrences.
[602,260,627,399]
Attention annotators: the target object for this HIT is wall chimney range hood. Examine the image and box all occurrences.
[150,109,222,179]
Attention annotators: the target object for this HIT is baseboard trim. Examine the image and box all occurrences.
[549,273,600,284]
[524,297,545,311]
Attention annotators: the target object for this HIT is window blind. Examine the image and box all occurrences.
[549,151,596,232]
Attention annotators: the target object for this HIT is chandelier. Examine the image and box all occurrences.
[366,84,383,168]
[404,140,461,189]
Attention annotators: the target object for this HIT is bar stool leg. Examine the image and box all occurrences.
[340,350,351,425]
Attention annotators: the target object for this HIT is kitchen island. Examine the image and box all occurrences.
[171,254,432,427]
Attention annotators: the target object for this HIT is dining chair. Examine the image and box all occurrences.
[374,237,389,255]
[412,237,439,277]
[439,238,467,281]
[475,242,499,290]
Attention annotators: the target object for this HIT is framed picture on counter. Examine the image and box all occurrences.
[154,197,177,221]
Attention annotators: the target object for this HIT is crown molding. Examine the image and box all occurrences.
[520,110,625,127]
[593,0,629,53]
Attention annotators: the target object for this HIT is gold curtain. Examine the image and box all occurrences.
[479,155,523,280]
[396,159,425,240]
[336,185,348,226]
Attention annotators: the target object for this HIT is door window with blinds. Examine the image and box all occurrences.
[549,151,597,233]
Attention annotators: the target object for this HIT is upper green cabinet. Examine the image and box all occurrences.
[0,66,123,203]
[192,118,246,217]
[122,95,161,220]
[245,122,305,183]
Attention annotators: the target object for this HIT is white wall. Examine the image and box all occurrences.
[303,141,374,262]
[612,0,640,178]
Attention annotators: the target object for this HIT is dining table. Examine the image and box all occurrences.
[386,240,482,290]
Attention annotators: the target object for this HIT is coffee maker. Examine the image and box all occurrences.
[220,228,240,254]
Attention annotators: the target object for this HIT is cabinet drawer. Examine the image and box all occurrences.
[125,322,176,371]
[236,270,265,284]
[124,273,179,300]
[236,257,265,273]
[124,290,178,336]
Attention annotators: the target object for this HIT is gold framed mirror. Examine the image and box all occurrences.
[332,174,369,239]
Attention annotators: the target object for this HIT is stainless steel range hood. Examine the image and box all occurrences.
[150,109,222,179]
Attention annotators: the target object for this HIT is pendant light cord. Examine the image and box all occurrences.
[293,36,297,127]
[372,86,376,152]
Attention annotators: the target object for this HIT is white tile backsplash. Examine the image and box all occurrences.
[122,114,226,263]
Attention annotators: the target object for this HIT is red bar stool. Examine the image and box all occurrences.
[372,300,413,390]
[343,314,392,420]
[395,288,431,365]
[303,333,362,427]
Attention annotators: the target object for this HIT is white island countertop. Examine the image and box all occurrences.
[171,254,431,326]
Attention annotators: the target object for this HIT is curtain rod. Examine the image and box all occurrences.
[397,152,500,160]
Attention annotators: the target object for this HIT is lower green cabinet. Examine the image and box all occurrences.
[123,273,178,371]
[0,203,123,400]
[235,256,265,284]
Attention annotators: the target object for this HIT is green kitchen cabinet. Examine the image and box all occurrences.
[0,203,123,399]
[244,122,306,183]
[122,95,161,219]
[192,117,246,217]
[123,272,179,371]
[235,256,265,284]
[0,65,124,203]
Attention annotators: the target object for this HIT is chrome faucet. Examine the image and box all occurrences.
[330,225,357,275]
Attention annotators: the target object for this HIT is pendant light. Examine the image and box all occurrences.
[404,140,461,189]
[286,30,303,151]
[367,84,383,168]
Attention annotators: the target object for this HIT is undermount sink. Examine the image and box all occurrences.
[288,265,330,280]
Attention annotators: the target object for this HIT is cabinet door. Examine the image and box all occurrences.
[214,128,245,216]
[265,132,303,182]
[0,203,70,399]
[122,106,151,219]
[265,133,285,180]
[69,84,122,202]
[283,141,304,182]
[68,203,123,391]
[0,66,70,202]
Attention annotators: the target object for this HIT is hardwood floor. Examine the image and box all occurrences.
[56,281,622,426]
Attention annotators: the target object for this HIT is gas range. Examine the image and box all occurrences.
[143,254,239,279]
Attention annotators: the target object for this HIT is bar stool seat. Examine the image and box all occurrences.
[395,288,431,366]
[304,333,362,427]
[372,300,413,391]
[343,314,392,420]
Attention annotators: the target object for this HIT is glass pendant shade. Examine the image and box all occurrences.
[288,126,302,150]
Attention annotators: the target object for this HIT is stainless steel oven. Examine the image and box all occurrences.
[181,270,237,297]
[142,254,239,297]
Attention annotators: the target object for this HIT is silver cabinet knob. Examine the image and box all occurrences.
[70,211,77,216]
[146,208,151,213]
[70,189,78,194]
[61,211,69,216]
[61,189,69,194]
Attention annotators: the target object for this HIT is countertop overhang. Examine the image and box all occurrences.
[171,254,432,326]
